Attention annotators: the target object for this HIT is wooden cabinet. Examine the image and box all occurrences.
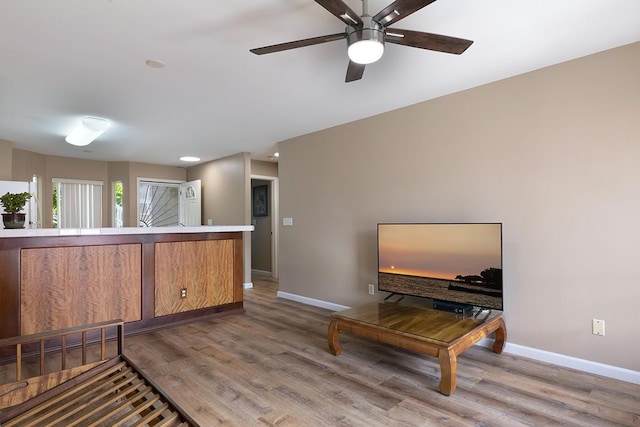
[155,240,234,316]
[0,230,245,341]
[20,244,142,335]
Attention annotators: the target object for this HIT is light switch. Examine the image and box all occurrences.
[283,217,293,226]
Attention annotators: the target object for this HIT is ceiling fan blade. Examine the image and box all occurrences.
[315,0,363,27]
[250,33,346,55]
[373,0,437,27]
[385,29,473,54]
[345,61,365,82]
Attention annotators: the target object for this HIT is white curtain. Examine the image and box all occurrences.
[54,179,103,228]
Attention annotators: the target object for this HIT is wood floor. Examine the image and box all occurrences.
[124,275,640,426]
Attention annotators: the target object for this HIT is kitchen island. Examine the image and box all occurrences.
[0,226,252,340]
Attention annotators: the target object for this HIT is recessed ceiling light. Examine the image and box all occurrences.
[145,59,165,68]
[180,156,200,162]
[274,152,280,157]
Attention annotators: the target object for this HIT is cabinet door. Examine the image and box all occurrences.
[20,244,142,335]
[154,239,234,316]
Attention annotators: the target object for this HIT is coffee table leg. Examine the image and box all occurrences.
[328,319,343,355]
[438,348,457,396]
[492,318,507,354]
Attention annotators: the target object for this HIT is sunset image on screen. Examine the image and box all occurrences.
[378,223,502,280]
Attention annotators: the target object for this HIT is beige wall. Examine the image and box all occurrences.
[278,42,640,371]
[187,152,252,283]
[187,153,249,226]
[10,150,186,227]
[0,140,13,180]
[251,159,278,177]
[11,149,46,183]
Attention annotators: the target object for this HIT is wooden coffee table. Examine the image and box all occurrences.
[328,301,506,395]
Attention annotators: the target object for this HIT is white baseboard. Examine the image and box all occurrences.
[276,291,349,312]
[243,282,253,289]
[476,338,640,385]
[277,291,640,385]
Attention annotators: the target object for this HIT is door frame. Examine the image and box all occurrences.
[250,174,279,278]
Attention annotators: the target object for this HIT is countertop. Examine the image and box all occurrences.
[0,225,253,238]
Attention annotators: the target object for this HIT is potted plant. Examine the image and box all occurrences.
[1,192,32,229]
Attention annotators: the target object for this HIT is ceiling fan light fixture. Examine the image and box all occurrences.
[347,23,385,65]
[65,116,111,146]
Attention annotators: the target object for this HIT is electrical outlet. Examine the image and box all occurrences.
[180,288,187,299]
[368,284,375,295]
[592,319,605,336]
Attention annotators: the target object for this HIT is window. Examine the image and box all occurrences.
[52,178,103,228]
[113,181,123,227]
[31,175,42,228]
[137,179,201,227]
[138,180,180,227]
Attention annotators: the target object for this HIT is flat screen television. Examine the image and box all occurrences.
[378,223,503,311]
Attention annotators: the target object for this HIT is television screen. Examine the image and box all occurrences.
[378,223,503,310]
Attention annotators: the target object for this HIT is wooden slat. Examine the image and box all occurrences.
[0,320,123,347]
[1,317,197,427]
[122,354,201,426]
[44,375,147,426]
[0,321,124,409]
[61,334,67,370]
[86,386,158,426]
[131,402,171,426]
[2,361,197,426]
[0,360,105,408]
[101,327,106,360]
[153,411,180,426]
[15,343,21,380]
[82,330,87,365]
[3,362,131,426]
[39,340,45,375]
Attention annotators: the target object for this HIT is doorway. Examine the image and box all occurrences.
[250,176,278,278]
[137,178,201,227]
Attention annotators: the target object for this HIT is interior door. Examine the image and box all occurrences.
[179,179,201,226]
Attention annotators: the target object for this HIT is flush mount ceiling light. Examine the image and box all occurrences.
[179,156,200,162]
[347,17,384,65]
[65,117,111,146]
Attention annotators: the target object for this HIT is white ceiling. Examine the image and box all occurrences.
[1,1,639,167]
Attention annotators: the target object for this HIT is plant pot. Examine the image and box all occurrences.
[2,213,27,229]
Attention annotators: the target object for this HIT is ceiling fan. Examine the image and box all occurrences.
[250,0,473,82]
